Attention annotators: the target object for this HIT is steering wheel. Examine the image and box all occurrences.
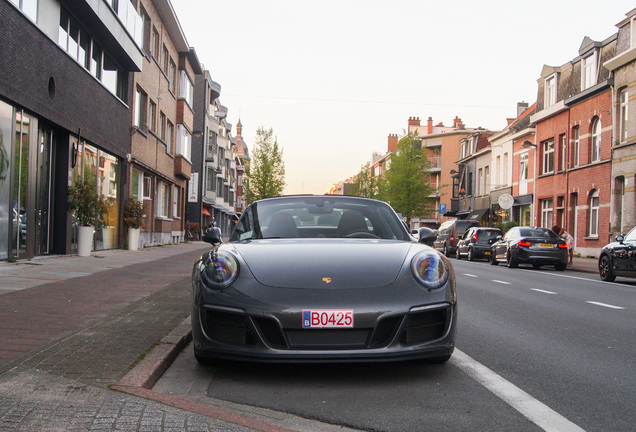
[344,231,379,239]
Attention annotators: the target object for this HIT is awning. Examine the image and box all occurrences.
[202,207,210,216]
[466,208,489,221]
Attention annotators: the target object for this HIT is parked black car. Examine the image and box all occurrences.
[598,227,636,282]
[490,227,568,270]
[456,227,503,261]
[434,219,480,256]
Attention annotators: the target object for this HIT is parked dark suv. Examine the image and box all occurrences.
[434,219,480,256]
[456,227,503,261]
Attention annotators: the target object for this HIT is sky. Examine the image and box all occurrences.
[171,0,635,195]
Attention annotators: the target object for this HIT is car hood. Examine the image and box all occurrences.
[231,239,413,289]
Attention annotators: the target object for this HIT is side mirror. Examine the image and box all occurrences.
[417,227,437,247]
[202,227,223,245]
[616,235,624,243]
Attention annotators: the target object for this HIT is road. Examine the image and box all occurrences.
[154,260,636,432]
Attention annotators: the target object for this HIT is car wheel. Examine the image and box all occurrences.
[554,262,566,271]
[599,255,616,282]
[194,350,216,366]
[443,244,449,257]
[467,247,475,261]
[506,251,518,268]
[490,251,498,265]
[456,248,462,260]
[532,263,542,269]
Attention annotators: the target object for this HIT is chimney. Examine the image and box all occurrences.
[388,134,398,152]
[427,117,433,135]
[453,116,464,130]
[517,101,529,117]
[408,116,421,127]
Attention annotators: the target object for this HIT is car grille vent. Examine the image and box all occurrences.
[252,317,287,348]
[368,315,403,348]
[202,310,256,347]
[400,307,449,345]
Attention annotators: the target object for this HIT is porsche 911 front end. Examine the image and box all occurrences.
[191,196,457,364]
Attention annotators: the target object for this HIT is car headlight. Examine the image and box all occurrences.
[411,250,449,289]
[200,250,239,290]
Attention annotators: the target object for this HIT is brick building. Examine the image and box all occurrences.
[604,8,636,238]
[530,35,617,257]
[129,0,202,248]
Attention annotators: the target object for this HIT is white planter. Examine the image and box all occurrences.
[128,227,140,251]
[77,226,94,257]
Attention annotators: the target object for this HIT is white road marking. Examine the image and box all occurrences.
[492,280,510,285]
[452,349,586,432]
[586,301,625,310]
[532,289,557,295]
[463,274,478,278]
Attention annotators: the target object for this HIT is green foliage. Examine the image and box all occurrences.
[348,161,380,199]
[68,176,107,227]
[382,132,435,224]
[123,198,144,228]
[494,220,519,233]
[244,127,286,203]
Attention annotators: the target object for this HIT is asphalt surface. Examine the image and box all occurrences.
[0,244,600,431]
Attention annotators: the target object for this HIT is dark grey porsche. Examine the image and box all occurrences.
[191,196,457,364]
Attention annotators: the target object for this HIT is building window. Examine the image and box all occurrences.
[131,169,143,201]
[591,118,601,162]
[581,52,597,91]
[166,120,174,153]
[162,45,169,74]
[484,166,489,194]
[179,71,194,107]
[207,167,215,191]
[140,5,151,54]
[10,0,38,22]
[173,185,179,218]
[168,60,177,93]
[560,134,566,171]
[134,87,147,129]
[545,75,557,107]
[589,190,599,237]
[151,26,160,60]
[156,181,170,218]
[520,153,528,181]
[542,140,554,174]
[176,125,191,161]
[503,153,508,185]
[572,126,580,167]
[541,199,553,228]
[619,88,628,144]
[477,168,483,196]
[148,99,156,132]
[143,176,152,200]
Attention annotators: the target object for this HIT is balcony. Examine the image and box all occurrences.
[175,155,191,179]
[428,156,441,171]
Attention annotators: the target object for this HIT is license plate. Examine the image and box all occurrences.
[302,310,354,328]
[538,243,553,248]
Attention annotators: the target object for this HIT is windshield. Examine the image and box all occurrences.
[518,228,557,239]
[230,196,410,241]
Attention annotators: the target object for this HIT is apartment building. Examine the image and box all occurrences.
[129,0,201,248]
[0,0,143,259]
[604,8,636,238]
[530,35,616,257]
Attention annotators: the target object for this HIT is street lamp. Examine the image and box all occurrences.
[522,140,536,148]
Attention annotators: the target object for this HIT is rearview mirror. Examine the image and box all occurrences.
[202,227,223,245]
[417,227,437,247]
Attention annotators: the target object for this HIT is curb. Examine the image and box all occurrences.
[117,316,192,389]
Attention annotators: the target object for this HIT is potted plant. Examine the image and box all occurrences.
[68,176,106,257]
[123,197,144,251]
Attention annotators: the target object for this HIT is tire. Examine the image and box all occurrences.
[456,248,462,260]
[555,262,566,271]
[599,255,616,282]
[467,247,475,261]
[194,350,216,366]
[532,263,542,269]
[443,244,449,257]
[506,251,518,268]
[490,251,499,265]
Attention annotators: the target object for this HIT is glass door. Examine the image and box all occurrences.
[36,125,54,255]
[11,111,31,259]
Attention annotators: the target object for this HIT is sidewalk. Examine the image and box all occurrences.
[0,242,286,432]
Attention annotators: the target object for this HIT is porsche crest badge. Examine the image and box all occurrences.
[322,277,332,284]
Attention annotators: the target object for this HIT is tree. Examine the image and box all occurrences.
[244,127,285,203]
[349,161,379,199]
[382,132,435,225]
